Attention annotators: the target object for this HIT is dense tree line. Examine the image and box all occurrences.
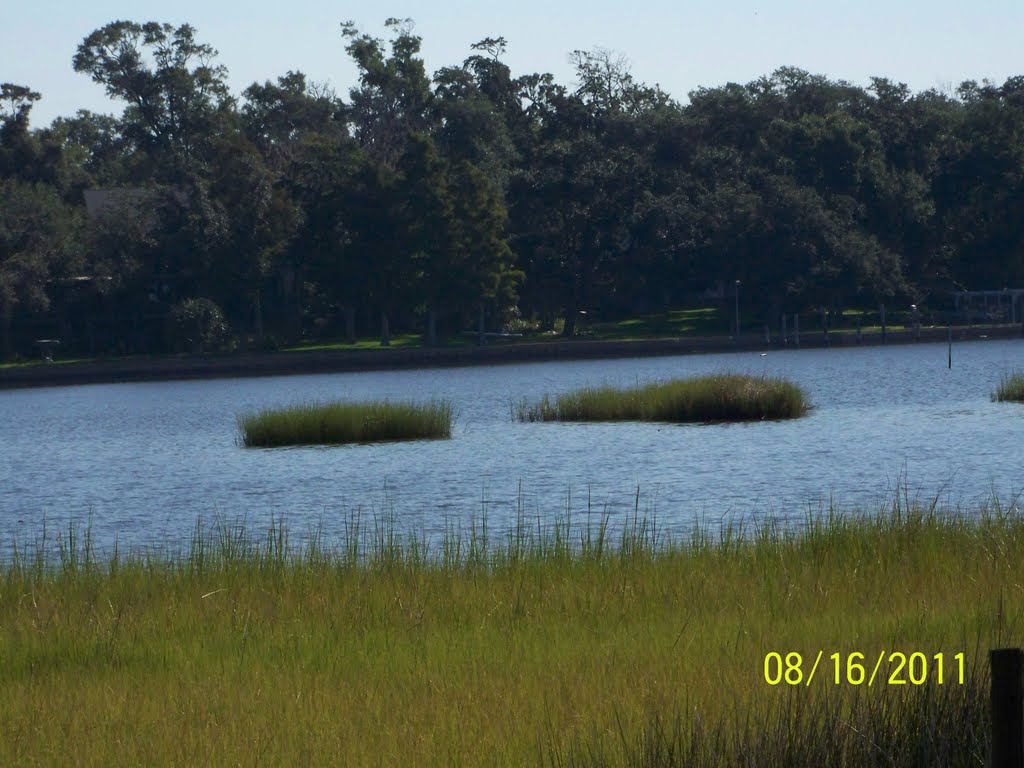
[2,19,1023,359]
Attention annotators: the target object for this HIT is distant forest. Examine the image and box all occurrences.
[2,18,1023,358]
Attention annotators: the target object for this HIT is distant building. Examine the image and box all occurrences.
[82,187,155,219]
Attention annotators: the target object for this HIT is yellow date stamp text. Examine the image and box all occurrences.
[763,651,966,687]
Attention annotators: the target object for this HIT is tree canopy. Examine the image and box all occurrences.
[2,19,1023,359]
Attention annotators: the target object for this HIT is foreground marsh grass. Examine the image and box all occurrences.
[993,371,1024,402]
[238,398,453,446]
[517,373,809,423]
[1,500,1020,766]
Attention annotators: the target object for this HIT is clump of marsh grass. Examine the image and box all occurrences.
[1,495,1021,767]
[993,371,1024,402]
[516,374,809,423]
[557,674,989,768]
[238,399,453,447]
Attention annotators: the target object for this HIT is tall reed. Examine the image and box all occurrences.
[556,676,989,767]
[993,371,1024,402]
[517,373,809,423]
[238,398,453,446]
[2,497,1018,767]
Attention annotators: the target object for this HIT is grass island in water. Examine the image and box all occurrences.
[517,373,809,423]
[238,398,453,446]
[993,371,1024,402]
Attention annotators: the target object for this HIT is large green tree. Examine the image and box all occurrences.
[340,18,434,168]
[72,21,233,176]
[0,179,79,358]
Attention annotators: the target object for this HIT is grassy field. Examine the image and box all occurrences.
[280,308,730,351]
[517,374,809,423]
[276,308,918,351]
[575,307,727,340]
[0,498,1018,766]
[0,356,96,369]
[993,371,1024,402]
[238,399,454,447]
[282,332,429,352]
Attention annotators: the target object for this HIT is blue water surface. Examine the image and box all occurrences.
[1,339,1022,553]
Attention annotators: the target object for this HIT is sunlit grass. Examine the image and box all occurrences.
[517,373,809,423]
[238,399,453,446]
[0,497,1017,766]
[281,332,425,352]
[993,371,1024,402]
[0,356,96,369]
[579,307,726,339]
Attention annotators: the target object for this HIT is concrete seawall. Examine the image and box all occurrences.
[2,324,1021,390]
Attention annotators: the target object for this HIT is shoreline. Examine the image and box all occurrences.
[1,323,1021,390]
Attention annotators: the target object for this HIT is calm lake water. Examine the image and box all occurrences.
[1,339,1023,554]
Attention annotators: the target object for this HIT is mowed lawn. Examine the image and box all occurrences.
[0,503,1016,766]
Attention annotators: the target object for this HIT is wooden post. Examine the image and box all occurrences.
[991,647,1024,768]
[426,310,438,347]
[345,308,356,345]
[948,324,952,369]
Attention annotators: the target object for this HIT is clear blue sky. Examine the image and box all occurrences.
[4,0,1023,127]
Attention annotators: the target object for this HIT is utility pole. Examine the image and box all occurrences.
[734,280,741,338]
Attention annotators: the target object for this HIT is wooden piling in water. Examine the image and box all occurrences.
[991,647,1024,768]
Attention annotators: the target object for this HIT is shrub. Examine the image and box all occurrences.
[167,298,234,354]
